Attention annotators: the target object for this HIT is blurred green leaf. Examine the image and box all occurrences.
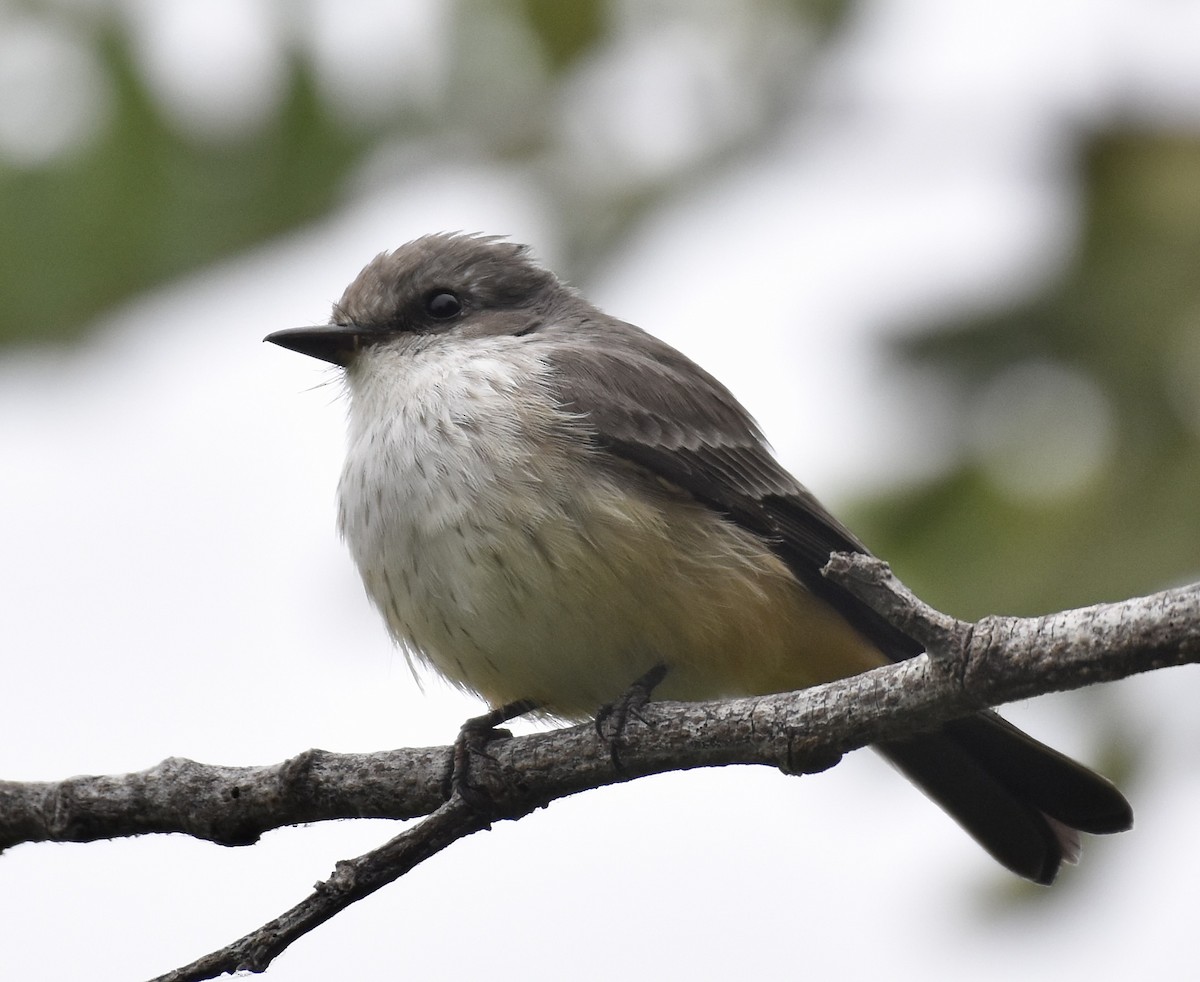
[520,0,606,70]
[0,21,366,346]
[855,132,1200,617]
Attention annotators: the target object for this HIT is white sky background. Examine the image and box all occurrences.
[3,1,1200,979]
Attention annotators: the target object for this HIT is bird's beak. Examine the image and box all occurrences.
[263,324,365,366]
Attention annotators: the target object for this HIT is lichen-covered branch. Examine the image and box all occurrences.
[1,556,1196,981]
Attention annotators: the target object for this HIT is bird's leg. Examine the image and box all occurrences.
[595,663,669,770]
[446,698,538,807]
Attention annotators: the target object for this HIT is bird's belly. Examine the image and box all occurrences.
[346,468,886,719]
[337,353,885,719]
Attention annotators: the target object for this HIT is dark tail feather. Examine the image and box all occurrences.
[878,712,1133,885]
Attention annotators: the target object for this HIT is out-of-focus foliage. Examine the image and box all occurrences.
[0,0,1194,626]
[0,0,842,346]
[856,132,1200,618]
[521,0,607,70]
[0,20,364,345]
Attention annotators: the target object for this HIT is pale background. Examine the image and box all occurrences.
[2,2,1199,979]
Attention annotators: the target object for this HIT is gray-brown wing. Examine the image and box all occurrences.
[537,317,1134,885]
[538,318,922,663]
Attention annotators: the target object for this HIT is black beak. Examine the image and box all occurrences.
[264,325,365,366]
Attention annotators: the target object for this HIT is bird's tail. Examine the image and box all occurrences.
[877,712,1133,884]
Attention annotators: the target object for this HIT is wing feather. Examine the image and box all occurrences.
[534,314,1132,882]
[539,319,922,662]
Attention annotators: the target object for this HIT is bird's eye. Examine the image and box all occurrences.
[424,291,463,320]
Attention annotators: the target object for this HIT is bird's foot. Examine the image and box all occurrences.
[595,663,669,770]
[446,699,538,809]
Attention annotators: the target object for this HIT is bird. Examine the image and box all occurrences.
[265,231,1132,884]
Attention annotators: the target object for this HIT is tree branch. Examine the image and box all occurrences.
[150,797,493,982]
[3,556,1197,980]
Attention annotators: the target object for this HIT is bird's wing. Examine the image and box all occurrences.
[539,318,1132,885]
[539,319,923,663]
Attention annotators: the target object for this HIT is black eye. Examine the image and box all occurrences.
[424,291,463,320]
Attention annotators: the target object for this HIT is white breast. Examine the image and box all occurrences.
[337,332,611,708]
[336,332,884,720]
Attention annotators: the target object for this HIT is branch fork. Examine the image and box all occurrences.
[2,555,1196,980]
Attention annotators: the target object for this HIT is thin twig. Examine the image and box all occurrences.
[1,557,1196,979]
[148,797,495,981]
